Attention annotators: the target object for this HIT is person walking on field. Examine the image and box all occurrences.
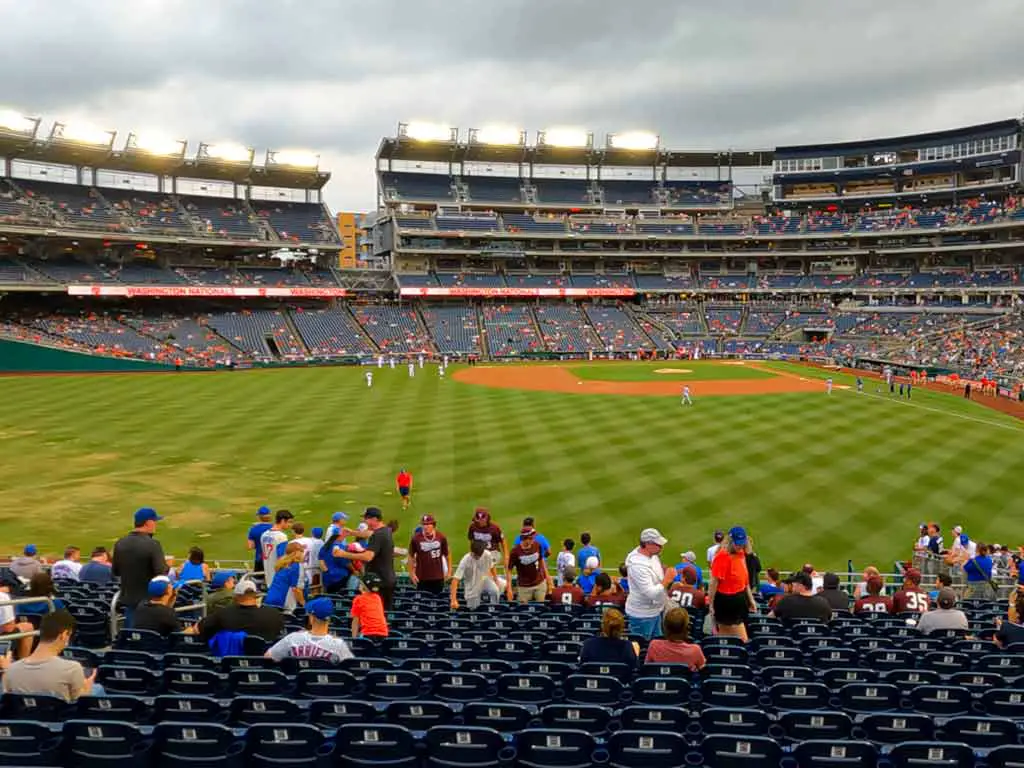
[396,468,413,510]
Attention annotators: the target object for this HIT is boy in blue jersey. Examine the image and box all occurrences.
[246,507,273,574]
[576,532,600,570]
[264,541,305,613]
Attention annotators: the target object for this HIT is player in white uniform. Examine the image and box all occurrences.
[681,385,692,406]
[389,357,396,369]
[377,355,384,368]
[365,371,373,387]
[438,365,445,379]
[408,361,415,378]
[418,354,424,369]
[826,378,833,395]
[442,355,449,369]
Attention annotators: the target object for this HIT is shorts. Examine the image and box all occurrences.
[399,486,410,497]
[713,590,749,627]
[517,583,548,604]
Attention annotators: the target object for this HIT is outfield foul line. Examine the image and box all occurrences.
[840,388,1024,435]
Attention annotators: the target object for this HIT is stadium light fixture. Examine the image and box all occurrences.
[473,126,524,146]
[403,122,455,142]
[55,121,115,146]
[205,142,252,163]
[0,109,35,134]
[608,131,659,151]
[540,128,591,149]
[271,149,319,168]
[128,133,186,157]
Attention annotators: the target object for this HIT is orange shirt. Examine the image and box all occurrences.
[711,550,749,595]
[350,592,389,637]
[396,472,412,489]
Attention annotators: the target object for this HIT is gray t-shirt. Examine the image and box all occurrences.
[2,657,87,702]
[267,630,354,663]
[454,553,494,598]
[916,608,969,634]
[366,527,396,586]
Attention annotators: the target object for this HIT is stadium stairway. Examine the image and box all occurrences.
[526,306,546,349]
[283,311,312,356]
[620,304,662,350]
[635,309,677,345]
[473,303,490,361]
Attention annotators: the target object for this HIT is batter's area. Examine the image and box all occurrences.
[454,363,824,396]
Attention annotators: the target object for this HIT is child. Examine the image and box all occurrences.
[577,556,600,597]
[351,573,389,638]
[556,539,575,586]
[175,547,210,588]
[264,541,305,613]
[616,564,630,594]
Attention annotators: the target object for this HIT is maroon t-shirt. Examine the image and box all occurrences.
[550,584,584,606]
[508,544,545,587]
[892,588,929,614]
[587,591,626,608]
[468,523,504,552]
[668,584,707,610]
[854,595,893,614]
[409,532,449,582]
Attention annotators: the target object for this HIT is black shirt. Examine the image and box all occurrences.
[198,603,285,643]
[773,594,833,623]
[820,588,851,611]
[131,601,181,636]
[579,636,638,667]
[367,527,396,586]
[996,620,1024,648]
[745,552,762,591]
[112,531,168,605]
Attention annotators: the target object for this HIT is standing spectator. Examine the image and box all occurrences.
[175,547,210,587]
[467,508,508,570]
[549,567,585,606]
[112,507,169,628]
[10,544,43,581]
[450,540,501,610]
[266,597,354,663]
[1,611,100,701]
[771,572,833,623]
[673,551,703,587]
[336,508,397,611]
[709,527,757,641]
[892,569,930,614]
[587,572,626,608]
[624,528,676,640]
[246,506,273,574]
[963,543,996,600]
[576,532,600,570]
[556,539,576,585]
[50,547,82,581]
[916,588,969,634]
[351,573,389,638]
[324,511,348,542]
[290,523,316,589]
[206,571,238,615]
[819,573,851,611]
[259,510,294,579]
[78,547,113,585]
[854,576,893,614]
[319,530,356,596]
[706,530,724,567]
[745,541,762,592]
[507,528,553,604]
[513,517,551,560]
[132,578,182,636]
[264,541,305,612]
[644,608,706,669]
[306,528,325,592]
[579,608,638,666]
[197,579,284,647]
[408,514,450,594]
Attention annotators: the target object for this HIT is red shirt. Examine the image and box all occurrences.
[668,584,707,610]
[351,592,388,637]
[468,523,504,552]
[892,588,929,614]
[396,472,412,489]
[549,584,585,606]
[711,550,749,595]
[587,591,626,608]
[508,544,546,587]
[645,639,706,670]
[854,595,893,614]
[409,531,448,582]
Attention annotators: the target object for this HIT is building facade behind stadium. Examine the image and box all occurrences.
[0,113,1022,391]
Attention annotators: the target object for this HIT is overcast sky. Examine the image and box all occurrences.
[3,0,1023,212]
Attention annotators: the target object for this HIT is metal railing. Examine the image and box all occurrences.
[0,595,56,644]
[108,580,210,639]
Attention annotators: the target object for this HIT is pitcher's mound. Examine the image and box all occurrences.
[654,368,694,375]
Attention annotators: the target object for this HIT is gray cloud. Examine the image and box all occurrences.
[2,0,1022,211]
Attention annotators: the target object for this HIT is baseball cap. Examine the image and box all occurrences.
[904,568,922,584]
[420,515,436,525]
[960,533,970,546]
[585,556,599,570]
[640,528,668,546]
[680,551,696,562]
[23,544,37,556]
[952,525,963,535]
[473,508,491,523]
[823,572,840,589]
[786,571,813,590]
[305,597,334,620]
[363,507,383,520]
[257,506,271,518]
[147,577,172,599]
[331,512,348,523]
[234,579,260,596]
[937,587,958,610]
[211,571,236,589]
[362,572,382,592]
[729,526,748,547]
[312,527,324,539]
[520,526,536,538]
[134,507,163,526]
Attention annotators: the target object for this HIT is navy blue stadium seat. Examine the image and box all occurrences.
[767,681,831,711]
[909,685,973,716]
[563,674,624,706]
[150,722,244,766]
[699,707,771,738]
[976,653,1024,676]
[540,704,613,734]
[0,693,70,722]
[245,723,326,768]
[791,740,877,768]
[431,671,491,703]
[364,669,425,701]
[114,628,166,653]
[385,701,456,731]
[226,668,288,697]
[461,702,533,733]
[97,665,160,696]
[704,644,749,665]
[62,719,149,767]
[988,745,1024,768]
[631,676,692,706]
[810,647,858,669]
[382,637,430,659]
[486,639,534,661]
[949,670,1004,693]
[886,741,974,768]
[424,725,508,768]
[294,669,359,699]
[702,679,761,709]
[881,669,940,687]
[579,662,634,682]
[308,699,377,729]
[822,668,877,688]
[220,655,274,672]
[163,652,218,672]
[103,650,160,669]
[701,734,784,768]
[163,667,222,697]
[401,657,456,678]
[619,705,690,733]
[515,728,596,768]
[855,713,934,745]
[496,673,556,705]
[836,683,900,713]
[0,720,64,765]
[702,662,756,683]
[463,659,515,676]
[228,696,301,727]
[640,662,693,679]
[754,647,803,667]
[519,660,573,681]
[152,695,223,724]
[921,651,971,676]
[436,639,480,660]
[865,648,914,671]
[778,710,853,742]
[606,729,689,768]
[75,695,147,724]
[981,688,1024,719]
[938,716,1018,750]
[540,640,581,663]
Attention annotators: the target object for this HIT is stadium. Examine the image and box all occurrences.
[1,101,1024,767]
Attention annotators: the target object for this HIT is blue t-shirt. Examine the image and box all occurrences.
[248,523,273,563]
[176,561,206,587]
[760,582,785,597]
[79,562,112,584]
[265,562,300,608]
[674,563,703,586]
[619,577,629,593]
[319,541,351,587]
[20,597,66,616]
[577,545,600,569]
[577,572,598,596]
[512,532,552,559]
[964,555,993,582]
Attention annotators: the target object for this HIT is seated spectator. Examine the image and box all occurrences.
[916,587,968,634]
[1,610,101,701]
[450,540,501,610]
[197,578,285,648]
[928,573,953,602]
[994,589,1024,649]
[673,551,703,586]
[351,573,388,638]
[266,597,354,663]
[588,572,626,608]
[892,568,930,614]
[854,576,893,614]
[760,568,785,598]
[668,566,707,610]
[549,567,585,606]
[50,547,82,581]
[206,571,238,614]
[579,608,638,667]
[645,607,706,669]
[0,578,35,658]
[616,563,629,593]
[819,573,851,611]
[265,541,306,612]
[854,566,884,599]
[963,544,996,600]
[132,577,182,636]
[175,546,211,587]
[79,547,113,584]
[771,571,832,623]
[18,572,66,618]
[10,544,43,581]
[578,556,600,596]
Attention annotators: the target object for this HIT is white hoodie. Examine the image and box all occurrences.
[624,547,668,618]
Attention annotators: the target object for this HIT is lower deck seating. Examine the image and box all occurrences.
[534,304,601,353]
[351,305,433,354]
[482,305,541,356]
[203,310,306,358]
[290,308,377,357]
[420,305,482,355]
[584,306,654,351]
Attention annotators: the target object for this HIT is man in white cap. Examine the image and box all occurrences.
[624,528,677,640]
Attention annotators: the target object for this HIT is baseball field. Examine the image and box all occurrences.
[1,359,1022,573]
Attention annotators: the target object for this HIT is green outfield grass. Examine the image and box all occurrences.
[1,361,1022,574]
[570,360,776,382]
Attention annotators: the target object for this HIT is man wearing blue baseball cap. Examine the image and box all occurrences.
[131,577,182,637]
[112,507,168,628]
[246,507,273,574]
[264,596,353,664]
[206,571,239,615]
[325,511,348,542]
[9,544,43,581]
